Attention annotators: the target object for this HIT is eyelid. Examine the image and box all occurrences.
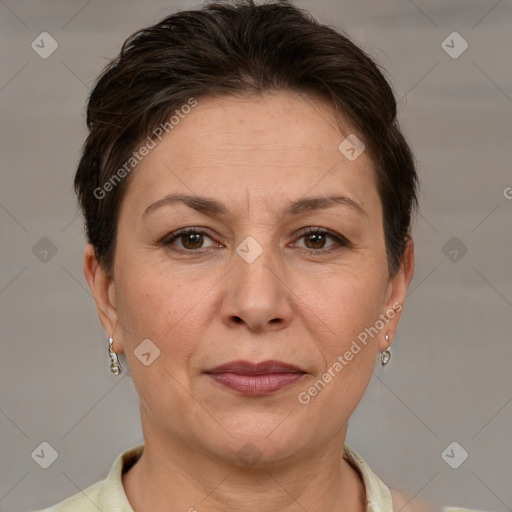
[291,227,351,250]
[160,227,220,248]
[161,226,351,253]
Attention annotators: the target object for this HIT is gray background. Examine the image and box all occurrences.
[1,1,511,511]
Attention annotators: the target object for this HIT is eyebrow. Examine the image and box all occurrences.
[142,192,367,219]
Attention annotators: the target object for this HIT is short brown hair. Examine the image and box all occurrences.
[75,0,418,277]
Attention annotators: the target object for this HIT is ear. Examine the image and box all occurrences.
[83,243,124,355]
[378,239,415,352]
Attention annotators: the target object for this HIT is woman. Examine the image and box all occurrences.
[37,1,483,510]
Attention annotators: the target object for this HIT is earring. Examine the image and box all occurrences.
[380,334,391,366]
[108,336,122,375]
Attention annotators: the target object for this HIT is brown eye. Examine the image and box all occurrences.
[163,228,219,252]
[304,231,328,249]
[181,232,204,250]
[293,228,349,253]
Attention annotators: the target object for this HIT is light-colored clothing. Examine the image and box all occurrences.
[35,443,486,512]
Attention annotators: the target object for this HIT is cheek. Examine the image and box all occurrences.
[114,254,213,365]
[113,252,176,353]
[296,275,383,423]
[114,267,196,407]
[301,263,387,393]
[117,272,169,334]
[306,264,387,339]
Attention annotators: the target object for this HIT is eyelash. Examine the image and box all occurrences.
[161,227,350,254]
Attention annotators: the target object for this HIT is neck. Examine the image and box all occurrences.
[122,408,366,512]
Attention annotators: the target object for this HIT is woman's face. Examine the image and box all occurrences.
[87,91,413,466]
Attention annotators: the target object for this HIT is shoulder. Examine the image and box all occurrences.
[35,443,143,512]
[390,489,490,512]
[390,488,439,511]
[35,479,104,512]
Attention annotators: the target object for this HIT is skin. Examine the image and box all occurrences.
[84,91,415,512]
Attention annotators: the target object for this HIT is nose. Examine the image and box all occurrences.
[220,241,293,333]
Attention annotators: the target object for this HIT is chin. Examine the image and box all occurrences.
[203,414,314,467]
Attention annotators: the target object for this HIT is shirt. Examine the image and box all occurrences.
[35,443,486,512]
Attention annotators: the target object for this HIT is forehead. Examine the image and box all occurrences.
[168,91,355,156]
[120,91,380,220]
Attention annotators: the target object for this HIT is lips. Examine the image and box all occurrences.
[207,360,305,375]
[205,360,307,396]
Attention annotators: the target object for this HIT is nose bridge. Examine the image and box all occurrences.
[222,235,292,331]
[234,235,281,303]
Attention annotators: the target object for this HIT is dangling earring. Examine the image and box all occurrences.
[380,334,391,366]
[108,336,122,375]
